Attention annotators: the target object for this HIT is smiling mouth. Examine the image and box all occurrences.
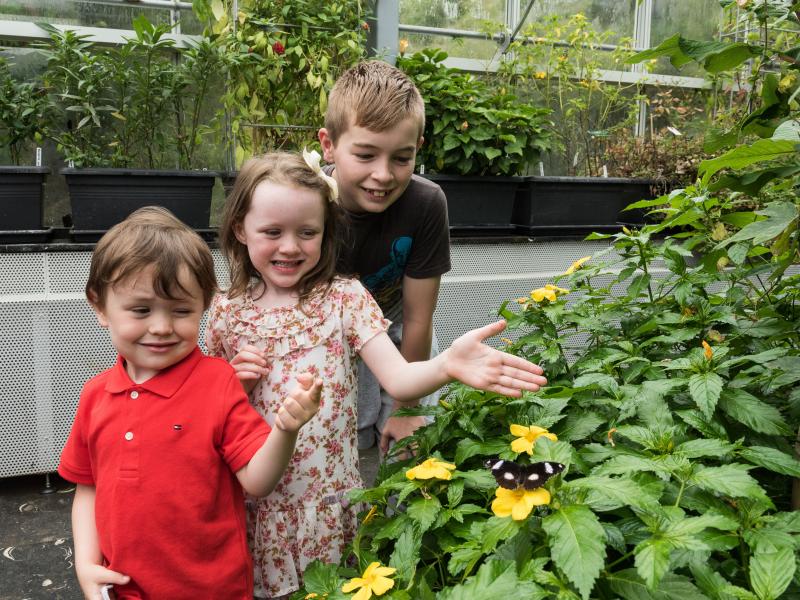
[363,188,391,198]
[272,260,303,269]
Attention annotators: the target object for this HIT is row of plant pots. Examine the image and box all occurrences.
[0,167,656,244]
[426,174,657,235]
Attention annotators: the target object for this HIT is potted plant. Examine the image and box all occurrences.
[0,55,51,242]
[40,17,224,240]
[495,13,662,232]
[399,48,552,233]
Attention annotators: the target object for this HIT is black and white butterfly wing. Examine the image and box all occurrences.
[485,458,564,490]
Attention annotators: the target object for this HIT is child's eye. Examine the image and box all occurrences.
[300,229,319,238]
[173,308,193,316]
[263,229,281,237]
[130,307,150,315]
[355,153,373,160]
[394,156,413,164]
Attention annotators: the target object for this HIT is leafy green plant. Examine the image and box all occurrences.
[0,56,48,165]
[193,0,367,163]
[294,4,800,598]
[496,12,645,177]
[39,17,224,168]
[398,48,552,176]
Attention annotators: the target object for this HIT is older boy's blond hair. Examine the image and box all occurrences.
[325,60,425,143]
[86,206,217,309]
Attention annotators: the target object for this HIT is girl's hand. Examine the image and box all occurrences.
[444,320,547,396]
[76,563,129,599]
[230,344,268,394]
[275,373,322,433]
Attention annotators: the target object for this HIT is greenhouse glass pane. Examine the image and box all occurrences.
[400,0,506,29]
[0,1,177,30]
[522,0,636,43]
[649,0,723,77]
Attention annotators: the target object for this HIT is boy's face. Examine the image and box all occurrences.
[319,116,422,214]
[91,265,205,384]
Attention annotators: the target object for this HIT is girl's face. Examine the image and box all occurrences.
[235,180,325,303]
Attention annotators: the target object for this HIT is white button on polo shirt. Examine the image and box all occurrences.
[130,391,139,399]
[125,432,134,441]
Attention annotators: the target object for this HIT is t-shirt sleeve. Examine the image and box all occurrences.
[218,372,271,472]
[58,389,95,485]
[205,293,233,360]
[340,279,391,353]
[404,182,451,280]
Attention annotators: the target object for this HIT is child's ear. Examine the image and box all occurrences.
[319,128,335,162]
[417,136,425,150]
[233,221,247,245]
[87,294,109,328]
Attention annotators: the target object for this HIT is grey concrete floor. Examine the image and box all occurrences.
[0,446,381,600]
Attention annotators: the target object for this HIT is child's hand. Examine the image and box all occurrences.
[444,320,547,396]
[76,563,129,599]
[230,344,268,394]
[274,372,322,433]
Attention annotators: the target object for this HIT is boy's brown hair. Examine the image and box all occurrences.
[220,152,343,305]
[324,60,425,143]
[86,206,217,309]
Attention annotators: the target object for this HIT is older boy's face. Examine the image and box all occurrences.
[319,116,422,214]
[92,265,204,384]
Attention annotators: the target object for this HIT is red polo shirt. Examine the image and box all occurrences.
[59,347,270,599]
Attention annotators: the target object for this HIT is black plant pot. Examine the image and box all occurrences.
[513,176,658,234]
[62,168,218,242]
[0,166,51,243]
[422,174,523,235]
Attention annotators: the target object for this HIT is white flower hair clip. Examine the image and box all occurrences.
[302,148,338,203]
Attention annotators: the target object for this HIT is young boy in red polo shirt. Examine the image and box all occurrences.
[58,206,321,599]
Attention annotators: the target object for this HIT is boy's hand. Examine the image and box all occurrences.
[275,373,322,433]
[444,320,547,396]
[76,563,129,599]
[230,344,268,394]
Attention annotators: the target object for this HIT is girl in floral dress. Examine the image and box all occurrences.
[205,151,548,599]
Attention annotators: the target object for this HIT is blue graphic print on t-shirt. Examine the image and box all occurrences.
[362,236,412,302]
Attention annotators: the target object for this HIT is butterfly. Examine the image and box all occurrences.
[484,458,564,490]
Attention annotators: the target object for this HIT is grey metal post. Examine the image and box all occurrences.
[632,0,653,137]
[371,0,400,64]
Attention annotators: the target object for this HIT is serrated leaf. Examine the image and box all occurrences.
[689,561,736,600]
[608,569,709,600]
[480,516,522,552]
[690,464,769,502]
[389,527,421,585]
[725,201,799,246]
[635,537,672,589]
[675,438,735,459]
[556,411,605,442]
[699,140,797,184]
[749,547,796,600]
[719,390,790,435]
[565,476,659,511]
[407,495,441,532]
[738,446,800,477]
[302,560,344,595]
[543,505,606,599]
[688,372,723,418]
[437,560,545,600]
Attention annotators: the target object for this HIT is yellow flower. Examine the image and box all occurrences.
[406,457,456,481]
[563,256,591,275]
[545,283,569,294]
[342,562,396,600]
[398,39,409,54]
[702,340,713,360]
[535,71,547,79]
[305,594,327,599]
[510,424,557,455]
[362,505,378,524]
[530,284,569,303]
[491,486,551,520]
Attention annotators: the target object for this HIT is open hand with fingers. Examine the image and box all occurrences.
[443,320,547,396]
[275,372,322,432]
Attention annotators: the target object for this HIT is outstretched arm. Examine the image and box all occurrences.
[236,373,322,497]
[72,484,130,599]
[360,320,546,403]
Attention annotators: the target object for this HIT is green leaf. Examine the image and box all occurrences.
[674,438,735,459]
[690,464,769,502]
[719,389,790,435]
[699,139,797,184]
[635,537,672,589]
[389,527,421,585]
[302,560,344,595]
[738,446,800,477]
[543,505,606,599]
[480,516,522,552]
[689,561,736,600]
[407,495,441,532]
[725,201,799,246]
[749,547,796,600]
[454,438,509,464]
[688,372,724,418]
[437,560,545,600]
[565,476,659,511]
[608,569,709,600]
[556,411,605,442]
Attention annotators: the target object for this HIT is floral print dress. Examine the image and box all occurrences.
[205,278,389,598]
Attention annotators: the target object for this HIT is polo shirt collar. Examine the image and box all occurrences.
[105,346,203,397]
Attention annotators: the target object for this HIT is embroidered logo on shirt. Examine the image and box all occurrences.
[173,424,183,431]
